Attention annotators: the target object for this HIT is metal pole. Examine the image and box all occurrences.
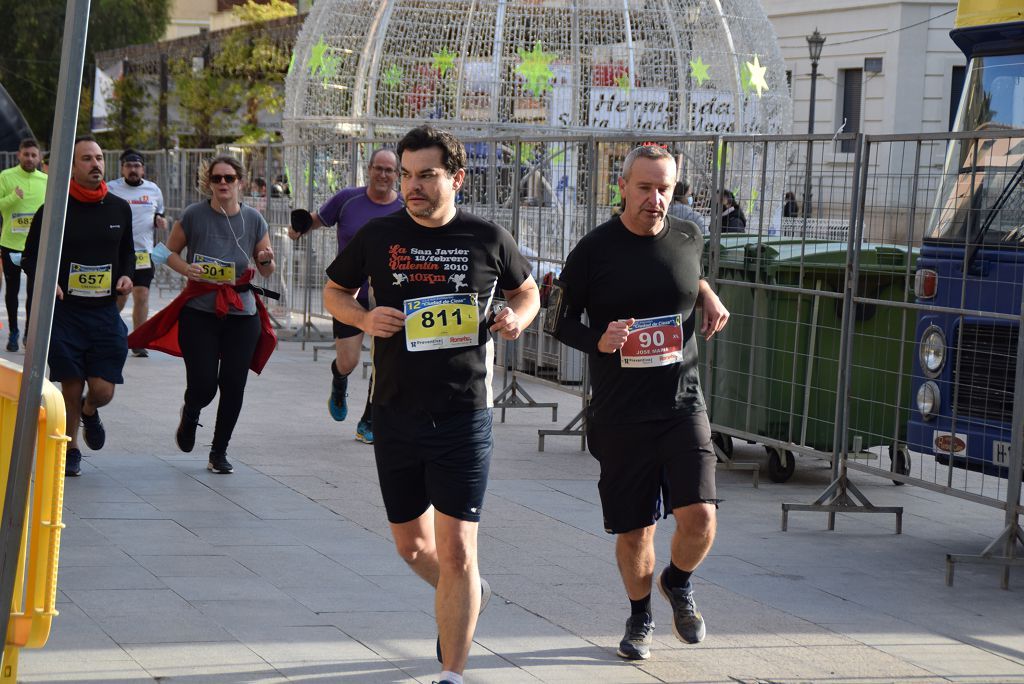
[0,0,91,661]
[808,60,818,135]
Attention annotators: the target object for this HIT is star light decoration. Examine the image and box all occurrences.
[515,41,557,97]
[689,57,710,87]
[614,72,631,92]
[745,55,769,97]
[381,64,403,88]
[309,36,340,84]
[432,48,457,78]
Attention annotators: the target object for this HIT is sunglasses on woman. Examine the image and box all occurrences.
[210,174,238,184]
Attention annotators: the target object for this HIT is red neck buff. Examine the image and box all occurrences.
[69,178,108,203]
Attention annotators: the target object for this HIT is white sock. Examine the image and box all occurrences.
[439,671,463,684]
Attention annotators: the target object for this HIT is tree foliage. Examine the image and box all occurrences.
[0,0,170,145]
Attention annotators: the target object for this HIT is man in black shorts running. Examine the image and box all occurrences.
[551,144,729,660]
[324,125,538,684]
[22,136,135,477]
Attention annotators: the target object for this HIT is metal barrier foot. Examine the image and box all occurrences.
[713,442,759,488]
[945,523,1024,589]
[538,408,586,452]
[493,377,559,423]
[781,471,903,534]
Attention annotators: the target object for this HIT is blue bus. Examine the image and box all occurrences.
[906,1,1024,478]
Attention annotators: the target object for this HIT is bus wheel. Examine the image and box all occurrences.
[766,447,795,483]
[890,445,911,485]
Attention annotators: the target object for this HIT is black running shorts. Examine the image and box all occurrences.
[587,411,718,534]
[332,293,370,339]
[133,266,154,289]
[372,405,493,524]
[48,300,128,384]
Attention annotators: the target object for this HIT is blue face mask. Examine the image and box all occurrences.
[686,196,694,206]
[151,242,172,267]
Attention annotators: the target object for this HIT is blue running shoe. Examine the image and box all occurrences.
[328,386,348,422]
[65,447,82,477]
[355,420,374,444]
[6,329,18,352]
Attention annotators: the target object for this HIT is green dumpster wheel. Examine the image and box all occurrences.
[711,432,734,461]
[766,447,796,483]
[890,444,911,486]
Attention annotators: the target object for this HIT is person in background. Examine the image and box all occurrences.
[719,189,746,232]
[668,180,707,235]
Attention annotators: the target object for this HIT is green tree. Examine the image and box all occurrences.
[214,0,295,143]
[101,70,154,149]
[0,0,170,146]
[170,59,241,148]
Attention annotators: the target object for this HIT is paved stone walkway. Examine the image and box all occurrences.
[2,314,1023,682]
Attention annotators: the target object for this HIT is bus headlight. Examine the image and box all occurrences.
[919,326,946,377]
[916,381,940,420]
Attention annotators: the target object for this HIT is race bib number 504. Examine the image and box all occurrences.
[404,293,479,352]
[620,314,684,368]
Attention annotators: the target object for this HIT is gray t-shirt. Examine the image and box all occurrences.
[180,201,268,316]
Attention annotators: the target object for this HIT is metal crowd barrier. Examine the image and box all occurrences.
[0,359,68,682]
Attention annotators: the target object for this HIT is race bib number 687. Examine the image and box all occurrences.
[404,293,479,352]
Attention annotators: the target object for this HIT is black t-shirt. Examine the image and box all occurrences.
[554,215,706,424]
[326,208,532,412]
[23,194,135,308]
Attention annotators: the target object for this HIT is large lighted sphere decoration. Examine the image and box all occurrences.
[283,0,792,232]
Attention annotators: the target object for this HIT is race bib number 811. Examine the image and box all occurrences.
[404,293,479,352]
[620,314,684,368]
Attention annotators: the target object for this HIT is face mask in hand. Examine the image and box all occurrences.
[9,252,21,266]
[151,242,172,267]
[686,196,694,206]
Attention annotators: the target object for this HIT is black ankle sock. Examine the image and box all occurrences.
[330,361,349,391]
[664,562,692,591]
[629,593,651,617]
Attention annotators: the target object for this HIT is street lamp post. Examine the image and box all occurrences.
[806,28,825,134]
[803,28,826,219]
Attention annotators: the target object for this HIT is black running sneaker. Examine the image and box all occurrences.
[81,404,106,451]
[207,450,233,474]
[617,611,654,660]
[65,447,82,477]
[657,569,706,644]
[437,577,491,663]
[175,406,201,453]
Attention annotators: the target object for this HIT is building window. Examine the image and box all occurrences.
[839,68,863,153]
[949,65,967,130]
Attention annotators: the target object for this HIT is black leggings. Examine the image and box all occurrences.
[178,307,261,453]
[1,248,32,332]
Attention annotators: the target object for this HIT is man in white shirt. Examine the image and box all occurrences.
[107,149,166,357]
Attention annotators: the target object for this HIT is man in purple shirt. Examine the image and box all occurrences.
[290,149,403,443]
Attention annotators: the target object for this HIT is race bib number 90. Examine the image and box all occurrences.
[68,263,112,297]
[194,254,235,283]
[620,314,684,368]
[404,293,479,352]
[135,250,152,269]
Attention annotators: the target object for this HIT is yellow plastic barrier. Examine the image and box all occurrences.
[0,358,68,682]
[954,0,1024,28]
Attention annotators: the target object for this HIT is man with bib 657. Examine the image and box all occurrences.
[324,125,539,684]
[550,144,729,661]
[22,137,135,477]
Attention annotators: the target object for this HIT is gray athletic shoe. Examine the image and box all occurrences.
[436,577,491,663]
[658,569,706,644]
[617,612,654,660]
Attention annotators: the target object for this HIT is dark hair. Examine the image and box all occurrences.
[120,148,144,164]
[673,180,691,201]
[368,148,397,168]
[74,135,97,146]
[19,138,39,151]
[396,125,465,176]
[253,177,267,188]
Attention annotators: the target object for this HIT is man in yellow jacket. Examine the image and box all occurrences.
[0,138,47,351]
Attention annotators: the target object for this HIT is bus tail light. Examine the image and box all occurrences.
[915,269,937,299]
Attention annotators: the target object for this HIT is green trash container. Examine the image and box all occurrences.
[702,236,916,482]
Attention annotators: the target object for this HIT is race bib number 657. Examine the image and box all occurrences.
[404,293,479,352]
[67,263,112,297]
[620,314,684,368]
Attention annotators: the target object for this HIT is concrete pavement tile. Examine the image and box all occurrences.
[133,554,259,578]
[324,610,439,662]
[62,501,167,519]
[224,624,380,663]
[145,492,253,513]
[17,657,154,682]
[57,564,164,591]
[283,582,410,613]
[191,598,335,627]
[121,642,275,679]
[64,588,198,619]
[277,661,421,682]
[29,603,133,660]
[167,509,265,528]
[870,643,1024,679]
[57,545,136,568]
[93,611,236,644]
[223,545,360,588]
[161,575,294,601]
